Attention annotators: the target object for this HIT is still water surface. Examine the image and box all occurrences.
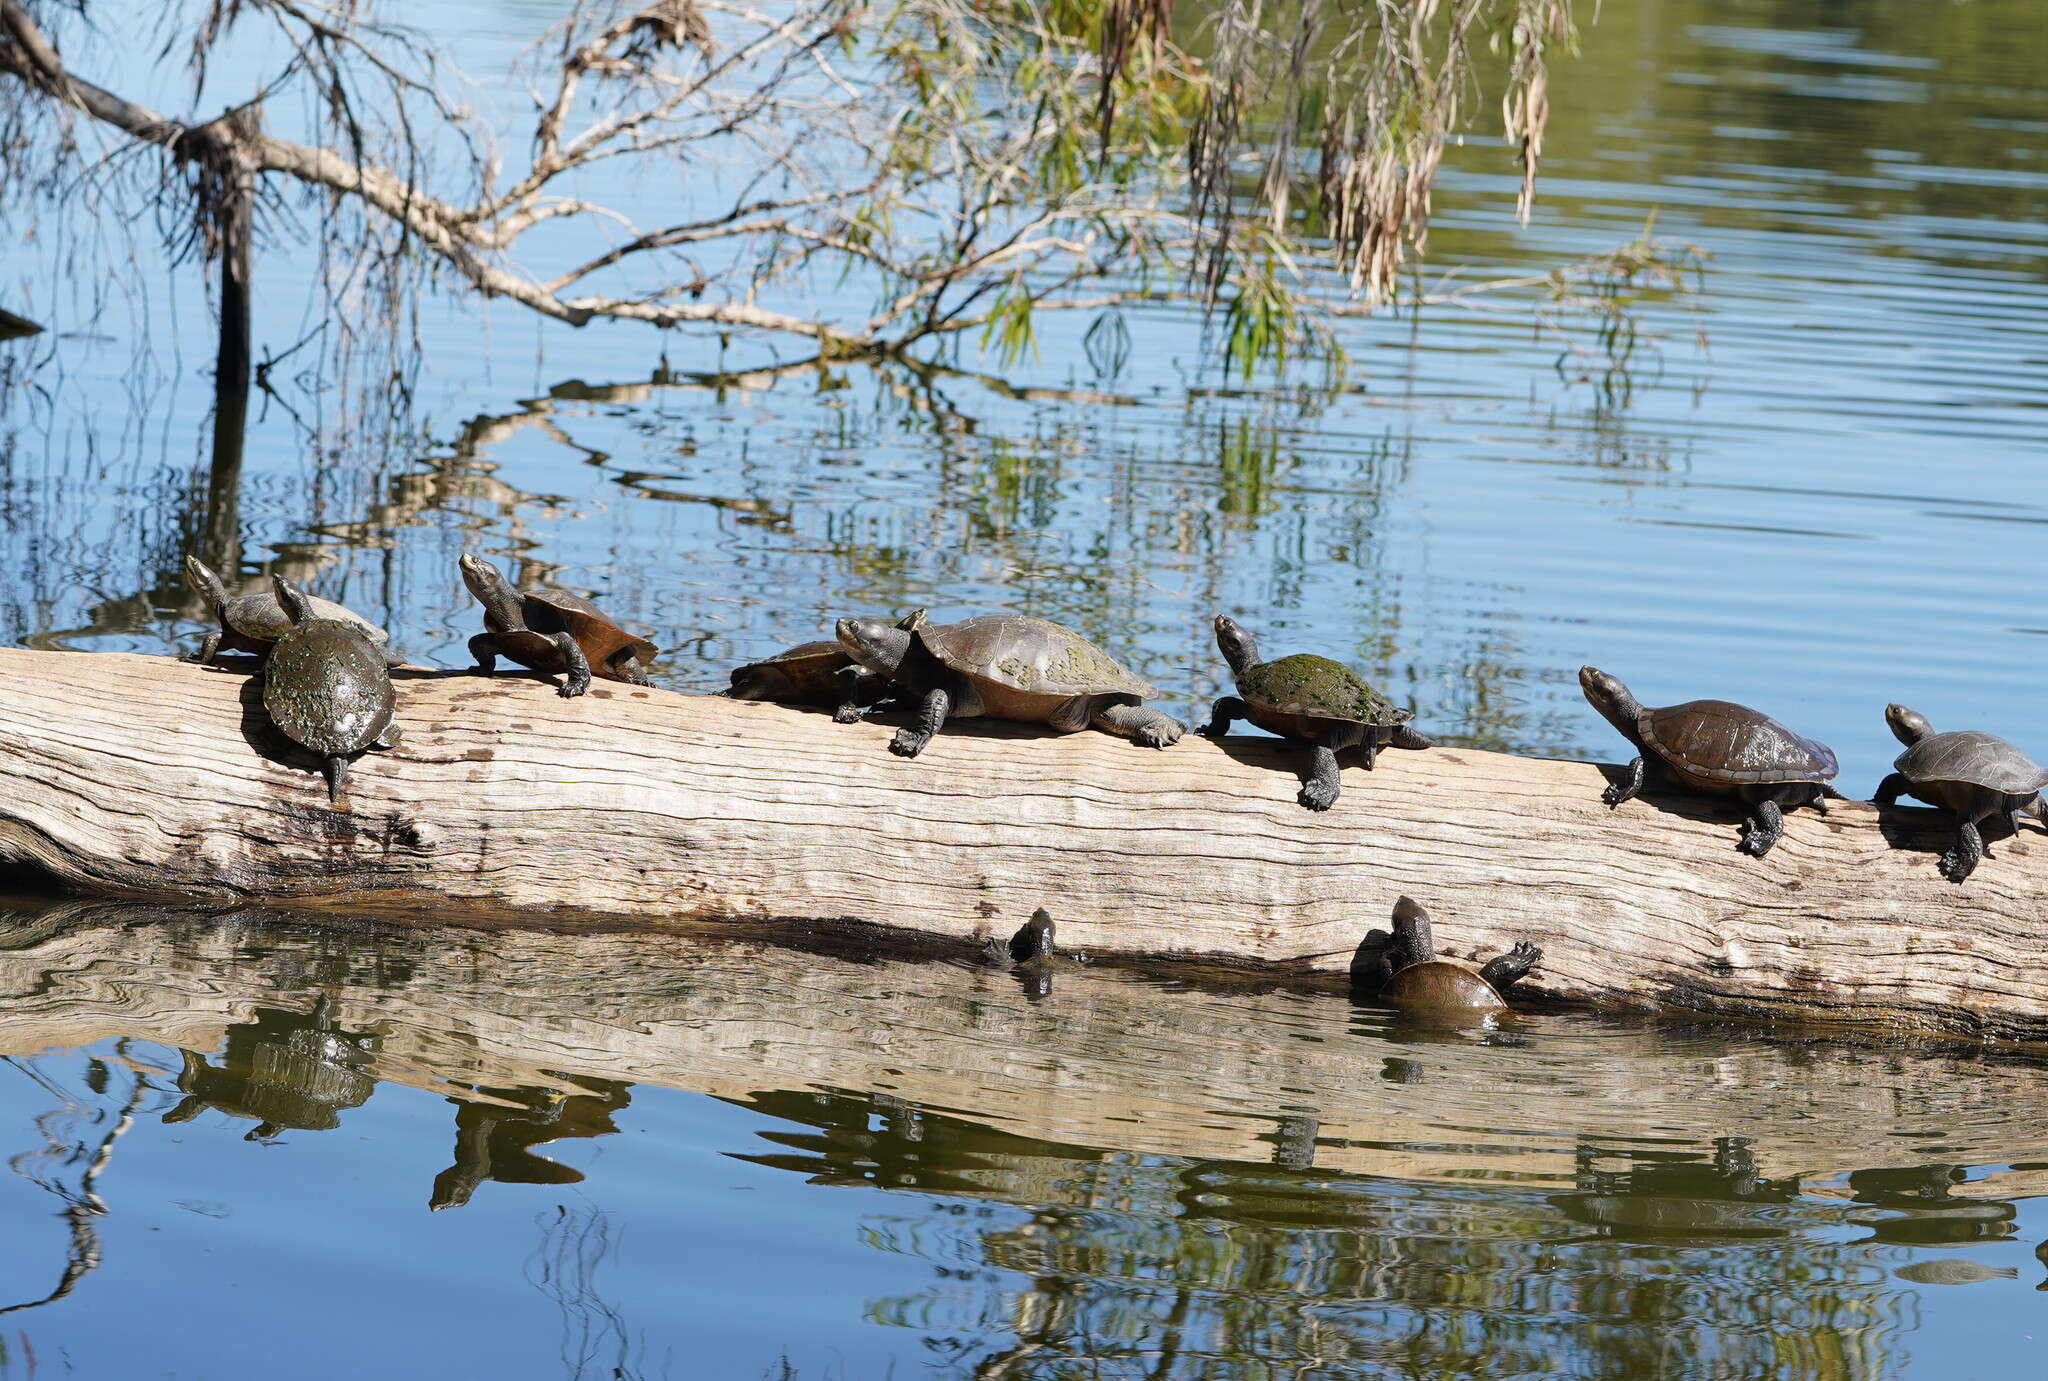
[3,0,2048,1374]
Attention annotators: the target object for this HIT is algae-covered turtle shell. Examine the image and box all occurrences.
[1636,698,1838,789]
[263,576,401,803]
[185,556,392,664]
[1234,652,1414,734]
[916,614,1158,704]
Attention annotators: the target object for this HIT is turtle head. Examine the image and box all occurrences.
[458,553,525,626]
[836,614,916,678]
[1010,907,1055,963]
[1213,615,1260,677]
[1389,896,1436,966]
[896,609,927,632]
[1578,666,1643,737]
[184,555,230,613]
[270,575,314,626]
[1885,702,1934,748]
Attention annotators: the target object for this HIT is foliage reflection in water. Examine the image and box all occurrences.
[0,898,2041,1377]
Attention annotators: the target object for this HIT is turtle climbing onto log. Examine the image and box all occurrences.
[1202,615,1430,811]
[1350,897,1542,1017]
[728,611,925,723]
[459,554,657,698]
[184,556,395,666]
[1875,703,2048,884]
[262,576,401,804]
[834,612,1184,759]
[1579,666,1839,859]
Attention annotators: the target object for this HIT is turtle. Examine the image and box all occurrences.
[459,553,657,698]
[1874,704,2048,884]
[1350,897,1542,1017]
[1201,615,1430,811]
[834,612,1184,758]
[1579,666,1839,858]
[184,555,396,666]
[728,611,925,723]
[262,576,402,804]
[976,908,1076,998]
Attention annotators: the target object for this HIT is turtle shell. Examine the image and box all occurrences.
[916,615,1155,702]
[224,590,388,647]
[520,590,658,670]
[1236,654,1411,727]
[1896,730,2048,795]
[729,641,851,699]
[263,622,396,755]
[1637,699,1837,786]
[1385,959,1505,1014]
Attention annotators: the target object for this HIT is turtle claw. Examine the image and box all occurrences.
[1298,780,1338,812]
[1938,851,1974,884]
[1599,784,1626,809]
[889,729,929,758]
[1133,720,1184,749]
[831,705,866,725]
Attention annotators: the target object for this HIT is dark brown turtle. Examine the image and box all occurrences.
[1203,615,1430,811]
[976,908,1076,998]
[1875,704,2048,884]
[1350,897,1541,1018]
[728,611,925,723]
[459,554,657,698]
[262,576,401,803]
[184,556,395,666]
[834,613,1184,758]
[1580,667,1839,858]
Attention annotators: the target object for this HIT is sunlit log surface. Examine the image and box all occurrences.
[4,900,2048,1201]
[0,648,2041,1037]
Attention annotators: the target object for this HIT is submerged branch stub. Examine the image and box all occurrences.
[0,648,2040,1039]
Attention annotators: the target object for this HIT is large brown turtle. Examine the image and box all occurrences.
[1202,615,1430,810]
[1875,703,2048,883]
[459,554,657,698]
[834,613,1184,758]
[728,611,924,723]
[1580,667,1839,858]
[185,556,395,666]
[1350,897,1542,1018]
[263,576,401,803]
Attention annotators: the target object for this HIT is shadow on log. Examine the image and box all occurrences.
[0,649,2041,1037]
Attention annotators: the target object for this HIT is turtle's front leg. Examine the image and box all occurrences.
[834,670,890,724]
[1873,772,1909,807]
[188,631,223,665]
[1739,794,1784,858]
[1602,756,1645,808]
[552,633,592,698]
[1479,941,1543,991]
[1093,703,1185,748]
[1941,812,1988,884]
[467,632,501,676]
[1300,725,1360,811]
[891,686,951,758]
[1199,696,1250,740]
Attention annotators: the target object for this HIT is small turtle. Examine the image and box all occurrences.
[1351,897,1541,1017]
[1202,615,1430,811]
[1580,667,1839,858]
[1874,704,2048,884]
[834,612,1184,758]
[976,908,1076,998]
[728,611,925,723]
[184,556,395,666]
[459,554,657,698]
[263,576,402,804]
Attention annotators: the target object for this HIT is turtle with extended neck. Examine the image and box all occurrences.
[1350,897,1542,1017]
[1579,666,1838,858]
[184,555,395,666]
[459,554,657,698]
[262,576,402,803]
[1875,703,2048,883]
[728,611,925,722]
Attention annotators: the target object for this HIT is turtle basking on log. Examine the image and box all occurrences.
[728,611,924,723]
[1202,615,1430,811]
[1350,897,1542,1018]
[1580,667,1839,858]
[185,556,395,667]
[1875,704,2048,884]
[834,612,1184,759]
[459,554,657,698]
[261,576,401,804]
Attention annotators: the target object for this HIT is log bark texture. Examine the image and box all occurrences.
[0,648,2041,1037]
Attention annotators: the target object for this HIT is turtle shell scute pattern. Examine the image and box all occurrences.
[918,615,1156,699]
[1896,730,2048,796]
[1239,653,1412,726]
[1639,699,1837,785]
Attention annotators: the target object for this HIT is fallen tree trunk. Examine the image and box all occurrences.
[0,648,2040,1037]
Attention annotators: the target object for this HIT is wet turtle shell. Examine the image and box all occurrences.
[915,614,1156,709]
[1894,730,2048,798]
[1233,653,1412,734]
[1384,959,1505,1014]
[264,621,397,759]
[1635,699,1838,789]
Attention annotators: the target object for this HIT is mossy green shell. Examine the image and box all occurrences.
[1234,653,1411,727]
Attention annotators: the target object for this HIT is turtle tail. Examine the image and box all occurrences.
[324,755,347,804]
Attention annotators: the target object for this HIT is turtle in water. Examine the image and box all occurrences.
[1202,615,1430,811]
[459,554,657,698]
[834,612,1184,758]
[184,556,395,666]
[263,576,402,803]
[1350,897,1542,1018]
[977,908,1075,997]
[1874,704,2048,883]
[728,611,925,723]
[1580,667,1839,858]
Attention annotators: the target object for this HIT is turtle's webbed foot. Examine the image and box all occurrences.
[1298,779,1339,812]
[831,704,866,724]
[1938,850,1976,884]
[1131,714,1184,749]
[889,728,930,758]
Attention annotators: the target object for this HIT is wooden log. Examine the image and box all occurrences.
[0,647,2040,1037]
